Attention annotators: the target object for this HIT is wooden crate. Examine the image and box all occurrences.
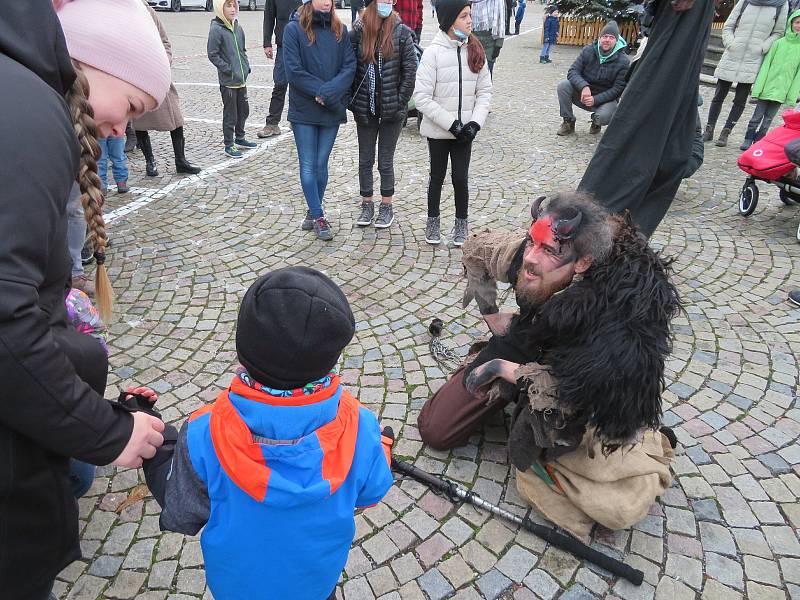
[545,16,640,46]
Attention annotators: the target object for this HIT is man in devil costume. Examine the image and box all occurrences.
[418,193,682,539]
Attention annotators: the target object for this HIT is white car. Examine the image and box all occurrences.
[149,0,264,11]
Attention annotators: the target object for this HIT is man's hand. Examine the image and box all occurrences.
[581,86,591,103]
[483,311,514,336]
[112,411,165,468]
[264,46,274,59]
[584,93,595,107]
[464,359,520,397]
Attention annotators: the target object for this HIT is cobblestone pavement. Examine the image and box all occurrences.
[56,4,800,599]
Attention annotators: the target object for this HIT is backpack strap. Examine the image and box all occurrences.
[732,0,749,31]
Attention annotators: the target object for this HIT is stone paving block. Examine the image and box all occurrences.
[558,583,595,600]
[148,560,178,590]
[364,531,401,564]
[460,540,497,574]
[176,568,206,595]
[763,525,800,556]
[705,552,744,590]
[744,554,782,586]
[664,507,696,535]
[522,568,560,600]
[440,516,474,546]
[104,570,147,599]
[701,579,743,600]
[475,519,514,554]
[438,554,475,589]
[476,568,512,600]
[699,522,737,556]
[415,532,454,568]
[367,566,399,597]
[536,547,580,585]
[417,568,454,600]
[88,555,124,579]
[401,507,439,541]
[655,576,694,600]
[495,544,537,583]
[122,538,156,570]
[746,582,789,600]
[346,547,373,578]
[345,576,376,600]
[613,578,656,600]
[630,531,663,563]
[691,498,722,522]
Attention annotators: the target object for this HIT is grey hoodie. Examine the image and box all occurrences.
[207,3,251,87]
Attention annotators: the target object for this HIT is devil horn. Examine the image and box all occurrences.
[555,211,583,239]
[531,196,546,220]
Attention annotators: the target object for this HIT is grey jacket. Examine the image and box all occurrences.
[208,17,251,87]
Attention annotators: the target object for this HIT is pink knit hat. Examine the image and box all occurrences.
[55,0,171,106]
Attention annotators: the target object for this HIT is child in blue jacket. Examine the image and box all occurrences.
[141,266,393,600]
[540,6,559,64]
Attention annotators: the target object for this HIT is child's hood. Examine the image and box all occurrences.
[786,9,800,39]
[213,0,235,29]
[199,374,364,506]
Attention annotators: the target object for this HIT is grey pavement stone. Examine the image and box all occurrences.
[558,583,596,600]
[664,507,696,535]
[122,538,156,570]
[701,579,743,600]
[438,555,475,589]
[763,525,800,556]
[705,552,744,590]
[691,498,722,522]
[88,555,124,578]
[344,576,376,600]
[440,516,474,546]
[66,574,107,600]
[148,560,178,590]
[613,578,656,600]
[744,555,782,586]
[417,569,454,600]
[665,554,703,590]
[367,566,398,597]
[655,577,694,600]
[104,570,147,599]
[390,553,424,585]
[746,582,790,600]
[176,568,206,595]
[699,522,737,556]
[476,569,512,600]
[495,544,537,582]
[522,568,560,600]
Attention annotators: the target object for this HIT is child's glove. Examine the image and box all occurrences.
[458,121,481,143]
[449,120,464,138]
[381,426,395,467]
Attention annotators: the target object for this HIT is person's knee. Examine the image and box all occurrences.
[557,79,573,96]
[418,408,456,451]
[594,104,616,126]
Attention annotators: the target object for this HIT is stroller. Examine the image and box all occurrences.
[737,108,800,242]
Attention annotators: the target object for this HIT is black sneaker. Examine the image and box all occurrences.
[374,203,394,229]
[356,201,375,227]
[81,240,95,266]
[425,216,441,244]
[314,216,334,241]
[301,210,314,231]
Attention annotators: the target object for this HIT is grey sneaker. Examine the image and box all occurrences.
[257,124,281,138]
[313,216,334,241]
[453,217,468,247]
[374,203,394,228]
[425,216,441,244]
[301,210,314,231]
[356,201,375,227]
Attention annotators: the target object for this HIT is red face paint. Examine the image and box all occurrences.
[530,217,555,247]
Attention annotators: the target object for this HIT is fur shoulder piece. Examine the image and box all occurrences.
[530,214,682,449]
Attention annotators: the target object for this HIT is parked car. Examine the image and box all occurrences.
[239,0,266,8]
[149,0,264,11]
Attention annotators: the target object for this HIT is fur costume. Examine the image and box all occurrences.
[462,214,682,464]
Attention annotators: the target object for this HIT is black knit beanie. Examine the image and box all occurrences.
[437,0,471,32]
[236,266,355,390]
[600,20,620,38]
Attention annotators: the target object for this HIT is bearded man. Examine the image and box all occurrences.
[418,193,681,540]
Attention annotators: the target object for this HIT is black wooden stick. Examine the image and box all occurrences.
[391,458,644,586]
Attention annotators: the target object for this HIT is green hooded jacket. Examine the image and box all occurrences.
[752,9,800,105]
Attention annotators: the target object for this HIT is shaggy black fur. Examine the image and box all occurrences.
[479,214,682,453]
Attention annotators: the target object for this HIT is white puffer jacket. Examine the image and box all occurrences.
[413,30,492,139]
[715,0,788,84]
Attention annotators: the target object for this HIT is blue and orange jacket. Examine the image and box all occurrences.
[154,372,394,600]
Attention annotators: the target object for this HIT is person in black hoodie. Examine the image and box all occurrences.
[258,0,302,138]
[349,0,417,229]
[283,0,356,241]
[0,1,169,597]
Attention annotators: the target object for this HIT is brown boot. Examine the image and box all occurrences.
[589,120,602,134]
[72,274,95,297]
[715,127,731,147]
[557,119,575,136]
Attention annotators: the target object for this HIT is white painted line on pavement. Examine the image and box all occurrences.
[174,82,272,90]
[183,117,264,130]
[105,130,294,225]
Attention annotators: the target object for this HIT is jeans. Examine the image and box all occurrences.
[67,182,85,278]
[292,123,340,218]
[557,79,618,125]
[356,119,404,198]
[69,459,96,498]
[98,136,128,188]
[221,86,250,146]
[707,79,752,131]
[427,138,473,219]
[350,0,361,23]
[745,99,781,140]
[266,47,288,125]
[540,41,552,59]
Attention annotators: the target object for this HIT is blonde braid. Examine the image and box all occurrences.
[65,61,114,322]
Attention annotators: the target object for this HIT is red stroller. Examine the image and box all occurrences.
[737,109,800,242]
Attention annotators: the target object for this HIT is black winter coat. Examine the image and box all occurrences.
[0,2,133,597]
[567,42,630,105]
[263,0,302,47]
[349,17,417,124]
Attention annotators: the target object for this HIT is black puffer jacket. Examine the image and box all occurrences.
[349,17,417,124]
[0,2,134,597]
[567,41,630,105]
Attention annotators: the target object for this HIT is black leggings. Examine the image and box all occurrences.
[427,138,472,219]
[707,79,752,131]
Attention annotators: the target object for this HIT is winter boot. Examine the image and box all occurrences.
[136,130,159,177]
[171,127,202,174]
[589,116,601,135]
[425,216,441,245]
[124,121,137,153]
[453,217,468,247]
[356,200,375,226]
[702,124,714,143]
[714,127,731,147]
[556,119,575,136]
[514,22,520,35]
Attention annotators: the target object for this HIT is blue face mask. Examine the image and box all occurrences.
[453,28,469,41]
[377,3,392,17]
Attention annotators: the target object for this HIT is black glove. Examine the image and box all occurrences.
[458,121,481,143]
[449,119,464,138]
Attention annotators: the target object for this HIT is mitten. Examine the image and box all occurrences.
[449,120,464,138]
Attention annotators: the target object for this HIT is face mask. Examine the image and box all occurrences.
[453,28,468,41]
[377,3,392,17]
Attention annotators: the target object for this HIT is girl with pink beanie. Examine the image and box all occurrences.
[0,1,171,598]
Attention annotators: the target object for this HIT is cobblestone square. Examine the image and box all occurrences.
[56,4,799,599]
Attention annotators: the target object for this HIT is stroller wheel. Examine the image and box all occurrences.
[779,189,800,206]
[739,181,759,216]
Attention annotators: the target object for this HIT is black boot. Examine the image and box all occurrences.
[514,22,520,35]
[171,127,201,175]
[136,130,159,177]
[124,121,137,153]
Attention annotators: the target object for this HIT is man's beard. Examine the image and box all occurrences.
[514,267,573,312]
